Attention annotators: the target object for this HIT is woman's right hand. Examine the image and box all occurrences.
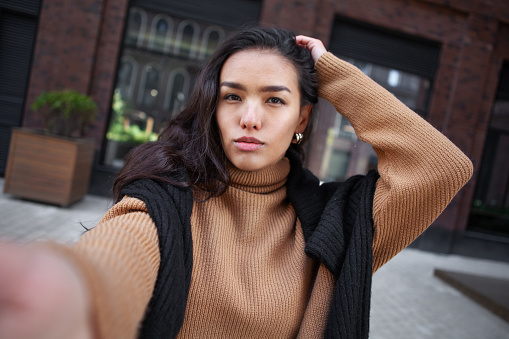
[296,35,327,64]
[0,242,92,339]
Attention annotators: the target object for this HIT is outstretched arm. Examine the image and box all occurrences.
[0,197,160,339]
[0,242,92,339]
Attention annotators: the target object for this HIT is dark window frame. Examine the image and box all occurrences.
[467,60,509,237]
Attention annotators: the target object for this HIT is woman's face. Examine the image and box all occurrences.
[216,49,310,172]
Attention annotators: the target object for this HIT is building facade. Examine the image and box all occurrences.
[1,0,508,260]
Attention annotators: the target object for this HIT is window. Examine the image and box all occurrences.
[117,56,138,99]
[174,21,200,59]
[125,8,146,47]
[341,57,431,115]
[468,62,509,236]
[199,26,225,59]
[306,17,440,183]
[148,15,173,53]
[387,70,401,87]
[138,63,160,107]
[164,68,190,117]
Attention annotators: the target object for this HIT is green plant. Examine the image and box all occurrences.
[107,123,158,144]
[31,90,98,138]
[106,90,158,145]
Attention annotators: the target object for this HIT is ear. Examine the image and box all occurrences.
[296,105,312,133]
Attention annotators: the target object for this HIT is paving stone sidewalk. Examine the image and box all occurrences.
[1,178,509,338]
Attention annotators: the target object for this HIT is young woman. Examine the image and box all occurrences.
[0,27,472,339]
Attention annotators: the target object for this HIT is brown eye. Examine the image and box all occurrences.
[267,97,285,105]
[225,94,241,101]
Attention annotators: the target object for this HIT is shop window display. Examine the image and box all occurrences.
[104,8,230,167]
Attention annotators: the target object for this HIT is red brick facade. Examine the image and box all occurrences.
[22,0,509,237]
[23,0,128,147]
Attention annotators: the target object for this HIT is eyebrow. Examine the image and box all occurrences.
[220,81,292,93]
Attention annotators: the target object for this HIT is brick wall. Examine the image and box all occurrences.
[86,0,129,148]
[23,0,129,148]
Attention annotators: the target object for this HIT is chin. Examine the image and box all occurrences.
[227,154,267,172]
[232,160,265,172]
[231,154,286,172]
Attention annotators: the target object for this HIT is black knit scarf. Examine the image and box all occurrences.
[121,148,378,339]
[121,171,194,339]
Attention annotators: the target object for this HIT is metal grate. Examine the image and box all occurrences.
[0,11,39,175]
[0,0,40,16]
[330,16,441,78]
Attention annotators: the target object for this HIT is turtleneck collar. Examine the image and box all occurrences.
[227,157,290,194]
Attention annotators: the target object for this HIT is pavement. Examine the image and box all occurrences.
[1,178,509,338]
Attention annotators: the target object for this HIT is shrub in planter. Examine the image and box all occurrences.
[31,90,97,137]
[4,90,98,206]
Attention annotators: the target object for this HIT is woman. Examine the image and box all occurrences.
[0,27,472,339]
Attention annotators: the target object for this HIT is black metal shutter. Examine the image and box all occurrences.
[496,61,509,100]
[130,0,261,29]
[0,1,40,175]
[0,0,40,16]
[329,16,441,78]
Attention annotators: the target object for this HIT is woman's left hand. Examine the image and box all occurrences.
[296,35,327,63]
[0,242,92,339]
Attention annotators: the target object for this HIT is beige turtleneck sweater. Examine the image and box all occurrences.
[178,159,324,338]
[55,53,473,338]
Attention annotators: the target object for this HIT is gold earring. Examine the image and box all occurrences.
[292,133,303,144]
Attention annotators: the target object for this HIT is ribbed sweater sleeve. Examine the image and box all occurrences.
[315,52,473,272]
[66,197,160,339]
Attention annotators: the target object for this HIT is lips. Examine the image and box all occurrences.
[234,136,264,151]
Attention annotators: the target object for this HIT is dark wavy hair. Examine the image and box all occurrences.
[113,26,319,202]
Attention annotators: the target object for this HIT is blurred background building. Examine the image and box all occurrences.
[1,0,508,261]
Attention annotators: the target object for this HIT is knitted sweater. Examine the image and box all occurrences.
[121,150,379,338]
[57,53,473,338]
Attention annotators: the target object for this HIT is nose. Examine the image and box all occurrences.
[240,102,261,130]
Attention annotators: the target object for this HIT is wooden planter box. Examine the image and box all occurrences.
[4,128,95,206]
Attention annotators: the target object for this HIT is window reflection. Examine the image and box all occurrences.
[387,70,401,87]
[164,68,190,117]
[148,15,173,53]
[125,8,146,47]
[175,21,200,59]
[117,56,138,99]
[310,58,433,183]
[104,9,230,168]
[138,64,160,107]
[200,27,225,59]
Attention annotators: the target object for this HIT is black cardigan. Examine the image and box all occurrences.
[121,148,379,339]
